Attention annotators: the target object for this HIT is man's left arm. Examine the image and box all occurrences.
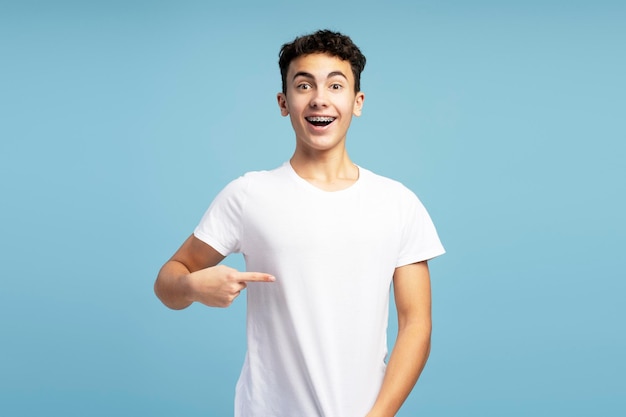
[366,261,432,417]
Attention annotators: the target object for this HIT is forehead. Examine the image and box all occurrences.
[287,53,354,81]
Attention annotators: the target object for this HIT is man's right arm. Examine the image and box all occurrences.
[154,234,274,310]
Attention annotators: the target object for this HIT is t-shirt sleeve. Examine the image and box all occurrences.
[193,176,248,257]
[396,189,445,267]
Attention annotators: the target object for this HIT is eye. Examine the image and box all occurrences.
[329,83,343,90]
[297,83,312,90]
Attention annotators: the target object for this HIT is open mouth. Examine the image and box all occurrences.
[306,116,336,127]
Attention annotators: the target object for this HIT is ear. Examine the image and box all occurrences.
[277,92,289,117]
[352,91,365,117]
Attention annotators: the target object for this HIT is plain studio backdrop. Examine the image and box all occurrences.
[1,1,624,416]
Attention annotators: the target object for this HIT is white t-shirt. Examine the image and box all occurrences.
[194,162,445,417]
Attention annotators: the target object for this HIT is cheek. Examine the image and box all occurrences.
[288,113,303,128]
[287,100,308,116]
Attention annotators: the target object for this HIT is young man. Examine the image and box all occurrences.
[155,29,445,417]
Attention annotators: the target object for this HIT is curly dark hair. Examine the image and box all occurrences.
[278,29,367,94]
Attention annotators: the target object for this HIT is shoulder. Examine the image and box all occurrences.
[240,162,290,180]
[215,163,290,202]
[358,166,418,200]
[225,163,289,188]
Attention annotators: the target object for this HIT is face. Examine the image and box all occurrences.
[277,53,365,154]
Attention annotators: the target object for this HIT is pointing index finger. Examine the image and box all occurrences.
[236,272,276,283]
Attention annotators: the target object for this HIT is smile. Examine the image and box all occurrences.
[306,116,336,127]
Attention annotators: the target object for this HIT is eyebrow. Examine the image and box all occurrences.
[292,71,348,81]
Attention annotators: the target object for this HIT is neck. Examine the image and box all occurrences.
[290,148,359,191]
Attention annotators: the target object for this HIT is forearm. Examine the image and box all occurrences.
[367,322,431,417]
[154,260,194,310]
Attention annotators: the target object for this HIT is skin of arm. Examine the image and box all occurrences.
[154,234,275,310]
[366,261,433,417]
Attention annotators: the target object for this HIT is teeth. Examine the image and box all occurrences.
[307,116,335,122]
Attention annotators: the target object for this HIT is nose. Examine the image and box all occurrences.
[309,89,328,108]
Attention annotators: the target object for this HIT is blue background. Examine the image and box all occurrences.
[1,1,624,416]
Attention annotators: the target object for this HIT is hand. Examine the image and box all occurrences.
[186,264,275,308]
